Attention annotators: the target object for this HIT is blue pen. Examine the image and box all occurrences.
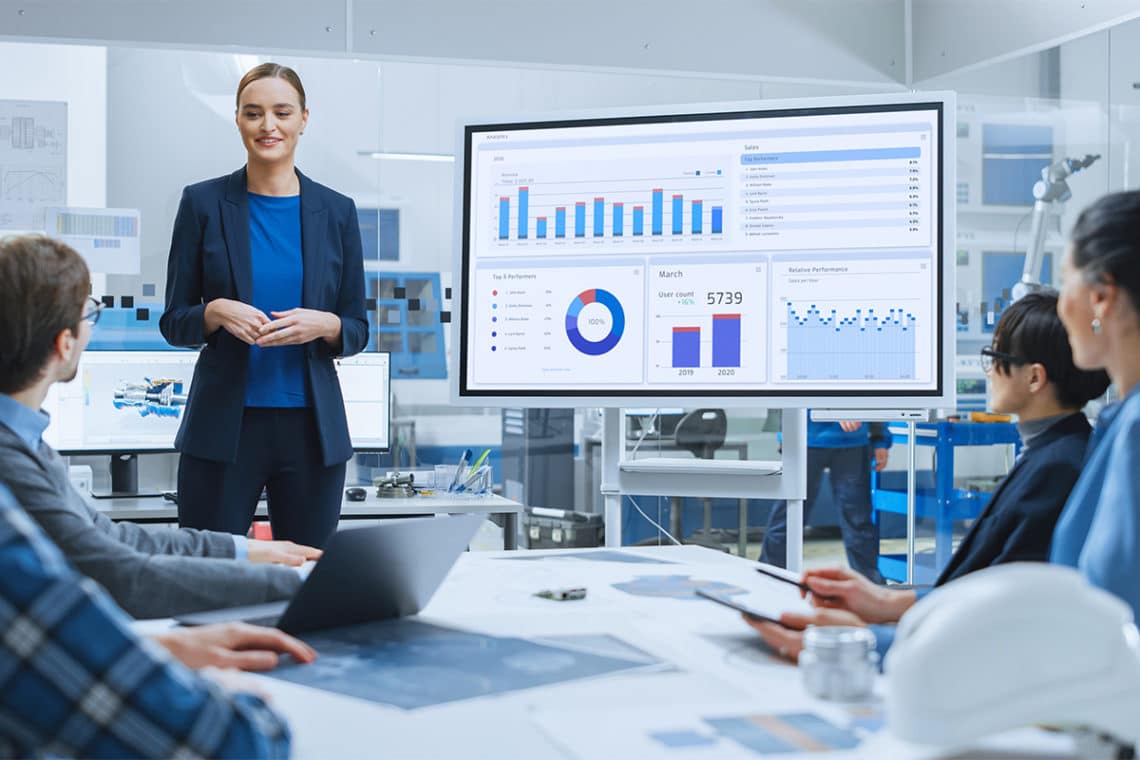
[447,448,472,492]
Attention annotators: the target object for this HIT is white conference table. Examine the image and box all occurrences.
[100,492,524,549]
[215,545,1074,759]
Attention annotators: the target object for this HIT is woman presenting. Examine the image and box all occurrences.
[160,63,367,548]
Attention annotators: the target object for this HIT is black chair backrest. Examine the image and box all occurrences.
[674,409,727,460]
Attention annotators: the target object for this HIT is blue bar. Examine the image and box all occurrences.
[536,217,547,239]
[672,327,700,368]
[555,207,566,238]
[652,189,663,235]
[711,206,723,234]
[691,200,703,234]
[575,203,586,237]
[712,314,740,367]
[593,198,605,237]
[518,186,529,239]
[633,206,644,236]
[498,197,510,240]
[613,203,623,237]
[741,147,922,165]
[672,195,683,235]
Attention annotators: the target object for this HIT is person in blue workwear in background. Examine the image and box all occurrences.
[760,418,891,583]
[161,62,368,548]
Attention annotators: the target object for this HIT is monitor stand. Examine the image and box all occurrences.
[89,453,163,499]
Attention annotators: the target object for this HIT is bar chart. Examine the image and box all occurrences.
[489,158,728,250]
[647,260,766,385]
[496,185,724,243]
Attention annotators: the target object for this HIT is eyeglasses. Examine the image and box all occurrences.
[980,346,1030,374]
[81,296,105,326]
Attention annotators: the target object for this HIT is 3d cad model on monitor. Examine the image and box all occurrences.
[42,351,392,453]
[454,93,956,408]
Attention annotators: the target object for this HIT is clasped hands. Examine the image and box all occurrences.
[205,298,341,347]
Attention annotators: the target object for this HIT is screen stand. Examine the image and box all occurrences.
[89,453,163,499]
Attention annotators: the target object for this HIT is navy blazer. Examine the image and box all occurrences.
[159,167,368,466]
[935,412,1092,586]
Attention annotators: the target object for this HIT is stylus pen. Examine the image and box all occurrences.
[755,565,836,600]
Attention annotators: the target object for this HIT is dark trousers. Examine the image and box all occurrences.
[760,445,884,583]
[177,407,346,548]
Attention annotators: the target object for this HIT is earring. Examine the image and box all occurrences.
[1092,318,1102,335]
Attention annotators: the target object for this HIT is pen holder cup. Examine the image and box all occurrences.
[434,463,493,495]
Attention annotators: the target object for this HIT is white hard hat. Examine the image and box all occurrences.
[885,563,1140,747]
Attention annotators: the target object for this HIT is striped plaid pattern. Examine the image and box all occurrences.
[0,484,290,759]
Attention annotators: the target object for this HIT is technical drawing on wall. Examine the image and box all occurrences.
[0,100,67,230]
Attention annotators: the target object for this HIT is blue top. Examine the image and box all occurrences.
[0,482,289,758]
[1050,387,1140,618]
[245,192,309,408]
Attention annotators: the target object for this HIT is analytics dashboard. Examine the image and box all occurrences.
[460,101,945,399]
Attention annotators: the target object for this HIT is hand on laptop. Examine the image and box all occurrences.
[248,539,323,567]
[151,622,317,672]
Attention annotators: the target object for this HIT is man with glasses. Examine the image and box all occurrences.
[82,295,106,325]
[0,234,322,619]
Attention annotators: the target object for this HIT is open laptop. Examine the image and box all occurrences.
[176,514,483,634]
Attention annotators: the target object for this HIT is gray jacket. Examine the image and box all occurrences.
[0,425,301,619]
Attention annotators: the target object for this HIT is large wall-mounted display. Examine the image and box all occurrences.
[457,95,954,407]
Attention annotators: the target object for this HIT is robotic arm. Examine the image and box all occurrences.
[1012,153,1100,301]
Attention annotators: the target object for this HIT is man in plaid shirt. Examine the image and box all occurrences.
[0,480,304,758]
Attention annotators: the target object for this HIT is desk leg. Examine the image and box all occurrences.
[670,496,683,541]
[738,498,748,558]
[503,512,519,550]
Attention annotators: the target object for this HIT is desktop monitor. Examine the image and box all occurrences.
[42,350,198,497]
[455,93,955,408]
[43,350,391,493]
[335,352,391,452]
[42,350,197,455]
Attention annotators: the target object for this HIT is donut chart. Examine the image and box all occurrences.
[565,289,625,356]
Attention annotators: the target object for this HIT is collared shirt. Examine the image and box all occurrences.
[0,392,49,452]
[0,482,290,758]
[0,392,249,561]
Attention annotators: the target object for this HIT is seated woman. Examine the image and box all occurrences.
[1050,190,1140,615]
[749,289,1110,660]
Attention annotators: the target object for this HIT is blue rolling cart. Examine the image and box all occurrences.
[872,421,1021,583]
